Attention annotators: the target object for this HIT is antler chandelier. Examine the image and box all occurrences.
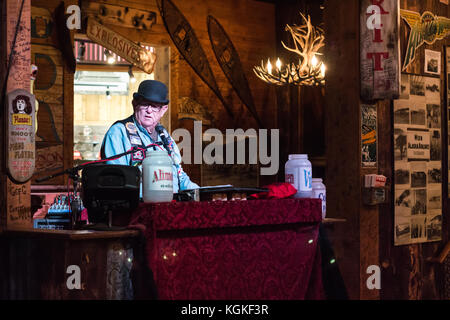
[253,13,325,86]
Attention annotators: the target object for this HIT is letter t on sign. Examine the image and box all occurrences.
[367,52,389,71]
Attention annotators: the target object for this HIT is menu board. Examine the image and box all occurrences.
[393,74,442,245]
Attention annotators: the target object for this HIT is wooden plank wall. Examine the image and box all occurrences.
[31,0,76,185]
[379,0,450,300]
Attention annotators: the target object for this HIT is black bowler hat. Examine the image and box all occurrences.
[133,80,169,104]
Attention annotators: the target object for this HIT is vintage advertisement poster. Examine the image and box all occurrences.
[361,104,377,167]
[393,74,442,246]
[360,0,400,100]
[401,10,450,71]
[7,89,36,183]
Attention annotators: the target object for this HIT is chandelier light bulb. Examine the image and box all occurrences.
[276,58,282,71]
[253,13,325,86]
[311,55,318,68]
[267,58,272,75]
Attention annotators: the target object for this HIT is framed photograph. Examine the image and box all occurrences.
[424,49,441,75]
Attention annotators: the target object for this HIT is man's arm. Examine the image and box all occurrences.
[101,124,130,165]
[168,131,199,190]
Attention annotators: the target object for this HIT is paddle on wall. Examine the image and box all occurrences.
[157,0,235,122]
[207,15,263,128]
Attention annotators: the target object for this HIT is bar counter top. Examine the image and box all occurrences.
[0,227,140,240]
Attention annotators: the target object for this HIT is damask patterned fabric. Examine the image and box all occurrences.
[130,199,324,300]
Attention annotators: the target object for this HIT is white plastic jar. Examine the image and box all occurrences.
[285,154,313,198]
[142,147,174,203]
[312,178,326,219]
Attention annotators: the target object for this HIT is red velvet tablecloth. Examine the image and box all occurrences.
[130,198,324,300]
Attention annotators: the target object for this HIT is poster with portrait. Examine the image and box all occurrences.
[393,74,442,245]
[6,89,36,183]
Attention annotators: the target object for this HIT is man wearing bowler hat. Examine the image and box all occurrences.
[100,80,199,193]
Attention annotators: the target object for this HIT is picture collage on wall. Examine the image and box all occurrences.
[394,73,443,246]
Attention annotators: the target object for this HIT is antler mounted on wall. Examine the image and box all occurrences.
[254,13,325,86]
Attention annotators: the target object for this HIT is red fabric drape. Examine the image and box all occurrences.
[130,198,324,300]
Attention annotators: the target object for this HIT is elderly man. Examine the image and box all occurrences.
[100,79,199,193]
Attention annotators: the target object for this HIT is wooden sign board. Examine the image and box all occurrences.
[360,0,400,100]
[86,17,156,74]
[6,89,36,183]
[83,2,157,31]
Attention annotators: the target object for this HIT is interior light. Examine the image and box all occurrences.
[128,65,136,83]
[104,49,116,64]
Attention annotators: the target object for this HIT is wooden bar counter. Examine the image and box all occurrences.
[0,227,140,300]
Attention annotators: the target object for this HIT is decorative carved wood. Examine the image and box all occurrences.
[207,15,263,128]
[157,0,234,121]
[86,17,156,74]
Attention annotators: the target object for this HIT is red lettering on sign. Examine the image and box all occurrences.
[367,52,389,71]
[370,0,389,14]
[373,29,383,43]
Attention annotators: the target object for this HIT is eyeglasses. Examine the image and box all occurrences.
[139,104,165,112]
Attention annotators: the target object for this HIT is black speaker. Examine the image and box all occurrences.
[81,164,141,224]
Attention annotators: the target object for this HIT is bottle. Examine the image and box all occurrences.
[142,147,174,203]
[285,154,313,198]
[312,178,326,219]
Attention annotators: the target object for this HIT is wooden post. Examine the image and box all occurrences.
[325,0,380,299]
[1,0,32,230]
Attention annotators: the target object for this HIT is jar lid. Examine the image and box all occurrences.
[288,154,308,160]
[312,178,323,182]
[146,147,168,156]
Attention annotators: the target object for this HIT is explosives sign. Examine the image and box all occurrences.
[7,89,36,183]
[86,17,156,74]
